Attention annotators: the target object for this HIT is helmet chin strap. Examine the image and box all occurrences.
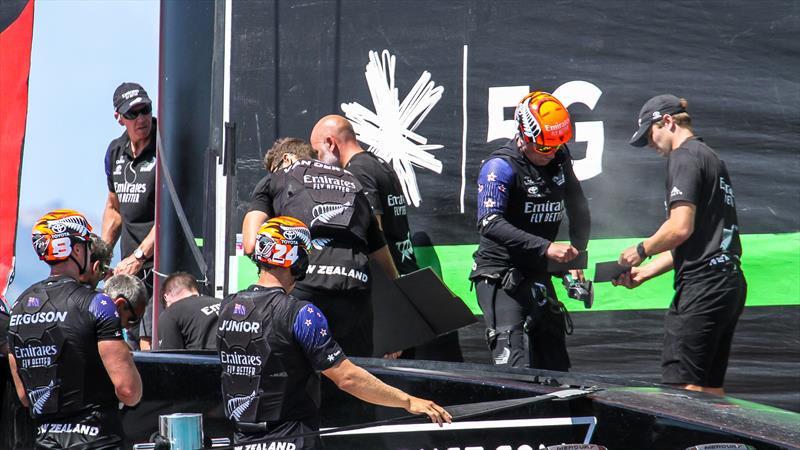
[69,241,89,275]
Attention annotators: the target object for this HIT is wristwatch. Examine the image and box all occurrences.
[134,248,145,260]
[636,242,648,260]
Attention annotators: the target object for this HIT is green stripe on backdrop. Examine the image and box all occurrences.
[236,232,799,314]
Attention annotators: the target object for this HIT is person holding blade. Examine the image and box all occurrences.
[470,91,590,370]
[7,210,143,450]
[102,82,158,350]
[615,94,746,396]
[309,115,463,361]
[218,217,451,449]
[241,138,398,357]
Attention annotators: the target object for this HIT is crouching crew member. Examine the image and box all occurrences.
[158,271,221,351]
[218,217,451,449]
[8,210,143,450]
[470,92,591,370]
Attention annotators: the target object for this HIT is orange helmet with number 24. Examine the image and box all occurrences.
[254,216,311,280]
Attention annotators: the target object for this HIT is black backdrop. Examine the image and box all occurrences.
[227,0,799,248]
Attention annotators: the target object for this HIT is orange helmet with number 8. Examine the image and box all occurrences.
[31,209,93,262]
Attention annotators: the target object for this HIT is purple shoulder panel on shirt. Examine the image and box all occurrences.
[477,157,514,221]
[88,293,119,322]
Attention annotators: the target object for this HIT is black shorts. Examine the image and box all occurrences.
[292,287,373,357]
[35,409,123,450]
[662,269,747,387]
[235,419,320,450]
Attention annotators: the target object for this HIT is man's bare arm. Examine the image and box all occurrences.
[620,202,695,267]
[8,354,30,407]
[242,210,269,256]
[369,245,399,280]
[98,340,142,406]
[102,191,123,247]
[323,359,451,425]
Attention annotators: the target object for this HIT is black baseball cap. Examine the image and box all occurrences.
[629,94,685,147]
[113,82,152,115]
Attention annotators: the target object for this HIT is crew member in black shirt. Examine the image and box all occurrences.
[616,94,746,396]
[102,82,158,350]
[219,217,450,449]
[8,210,143,449]
[471,91,590,370]
[310,115,463,361]
[241,138,398,357]
[158,271,220,350]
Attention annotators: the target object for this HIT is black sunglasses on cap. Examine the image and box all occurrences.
[122,104,152,120]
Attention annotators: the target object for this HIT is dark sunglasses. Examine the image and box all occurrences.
[535,144,562,155]
[122,297,141,328]
[122,104,152,120]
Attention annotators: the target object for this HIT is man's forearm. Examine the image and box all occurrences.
[639,251,674,282]
[641,204,694,256]
[369,245,399,280]
[102,207,122,247]
[325,359,410,409]
[137,226,156,258]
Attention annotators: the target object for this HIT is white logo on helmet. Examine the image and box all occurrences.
[50,223,67,233]
[515,98,542,140]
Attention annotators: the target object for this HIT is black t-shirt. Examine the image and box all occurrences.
[158,295,221,350]
[248,160,386,293]
[8,277,124,423]
[346,152,419,275]
[666,137,742,280]
[104,118,157,267]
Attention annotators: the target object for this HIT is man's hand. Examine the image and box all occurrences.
[612,267,645,289]
[569,269,585,282]
[115,254,144,276]
[546,243,578,263]
[619,245,644,267]
[406,396,452,427]
[383,350,403,359]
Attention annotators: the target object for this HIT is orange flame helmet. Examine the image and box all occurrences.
[31,209,93,262]
[514,91,573,147]
[253,216,311,279]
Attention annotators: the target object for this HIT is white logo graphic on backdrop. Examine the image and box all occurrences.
[341,50,445,207]
[486,81,604,180]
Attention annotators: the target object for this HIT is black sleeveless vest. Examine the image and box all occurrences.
[217,287,320,426]
[472,145,570,275]
[8,277,118,421]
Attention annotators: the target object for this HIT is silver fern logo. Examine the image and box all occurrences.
[226,390,258,421]
[280,226,312,249]
[515,98,542,141]
[311,202,351,227]
[47,216,90,236]
[311,238,332,250]
[29,380,56,415]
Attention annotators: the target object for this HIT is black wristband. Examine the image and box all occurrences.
[636,241,648,260]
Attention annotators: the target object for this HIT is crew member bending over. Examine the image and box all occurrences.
[218,217,451,449]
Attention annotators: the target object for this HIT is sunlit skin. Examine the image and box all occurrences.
[116,105,153,157]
